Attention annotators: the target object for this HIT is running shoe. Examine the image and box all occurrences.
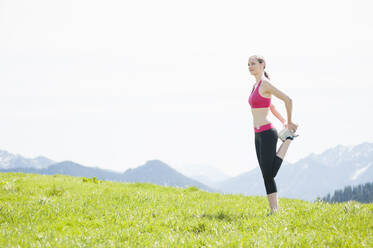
[278,128,299,142]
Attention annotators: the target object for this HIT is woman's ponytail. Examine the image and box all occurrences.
[264,71,270,80]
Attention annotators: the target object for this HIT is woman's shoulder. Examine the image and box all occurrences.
[261,79,280,95]
[261,79,274,88]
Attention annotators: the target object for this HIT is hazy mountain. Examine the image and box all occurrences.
[46,161,124,181]
[172,163,230,188]
[0,161,123,181]
[0,159,217,192]
[122,160,217,192]
[0,150,55,169]
[216,142,373,201]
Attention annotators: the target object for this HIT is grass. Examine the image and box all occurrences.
[0,172,372,247]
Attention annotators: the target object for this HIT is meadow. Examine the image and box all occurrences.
[0,173,372,247]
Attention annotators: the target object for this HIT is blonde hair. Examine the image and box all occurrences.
[250,55,270,80]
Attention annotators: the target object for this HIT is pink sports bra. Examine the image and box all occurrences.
[249,79,271,108]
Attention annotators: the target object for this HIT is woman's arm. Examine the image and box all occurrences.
[262,80,298,132]
[270,104,286,125]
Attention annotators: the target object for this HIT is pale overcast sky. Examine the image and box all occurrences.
[0,0,372,176]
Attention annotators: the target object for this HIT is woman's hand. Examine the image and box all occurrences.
[286,122,298,133]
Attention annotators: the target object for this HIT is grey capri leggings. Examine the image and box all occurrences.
[254,128,283,194]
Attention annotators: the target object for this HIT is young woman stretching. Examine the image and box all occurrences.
[248,55,299,214]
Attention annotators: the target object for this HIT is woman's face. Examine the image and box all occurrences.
[248,57,263,75]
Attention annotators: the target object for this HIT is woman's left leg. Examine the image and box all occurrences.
[257,129,282,213]
[267,192,278,213]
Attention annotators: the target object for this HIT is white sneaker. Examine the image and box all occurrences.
[278,128,299,142]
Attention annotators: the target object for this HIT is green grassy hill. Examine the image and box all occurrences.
[0,173,372,247]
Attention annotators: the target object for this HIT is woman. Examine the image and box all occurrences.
[248,55,298,214]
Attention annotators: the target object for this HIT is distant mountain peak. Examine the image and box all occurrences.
[0,149,55,169]
[144,159,168,166]
[121,159,216,192]
[49,161,82,168]
[134,160,175,172]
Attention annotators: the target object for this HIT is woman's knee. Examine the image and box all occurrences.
[272,156,283,177]
[264,177,277,194]
[263,175,274,184]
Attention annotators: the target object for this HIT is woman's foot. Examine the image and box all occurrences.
[286,130,299,140]
[266,208,279,216]
[279,128,299,142]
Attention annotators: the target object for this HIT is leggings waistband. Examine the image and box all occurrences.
[254,123,274,133]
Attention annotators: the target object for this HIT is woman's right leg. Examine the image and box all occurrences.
[276,139,292,160]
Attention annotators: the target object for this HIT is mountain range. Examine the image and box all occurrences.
[1,142,372,201]
[0,155,216,193]
[215,142,373,200]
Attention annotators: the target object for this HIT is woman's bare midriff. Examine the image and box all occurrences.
[251,108,271,129]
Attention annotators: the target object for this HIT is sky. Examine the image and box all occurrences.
[0,0,372,177]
